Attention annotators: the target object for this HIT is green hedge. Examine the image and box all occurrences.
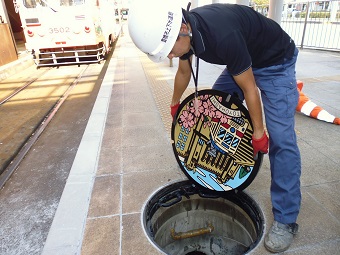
[294,11,340,19]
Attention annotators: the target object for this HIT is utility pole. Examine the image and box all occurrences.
[236,0,249,6]
[268,0,284,24]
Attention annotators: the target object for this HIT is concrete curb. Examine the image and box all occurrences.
[0,54,34,82]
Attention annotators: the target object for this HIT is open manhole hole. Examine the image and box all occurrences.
[142,180,264,255]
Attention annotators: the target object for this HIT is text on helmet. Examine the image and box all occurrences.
[161,12,174,43]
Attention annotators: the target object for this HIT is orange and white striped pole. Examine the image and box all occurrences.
[296,80,340,125]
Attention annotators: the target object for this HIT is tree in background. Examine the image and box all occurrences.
[250,0,270,16]
[252,0,269,5]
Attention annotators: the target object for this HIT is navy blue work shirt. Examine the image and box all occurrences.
[180,4,295,76]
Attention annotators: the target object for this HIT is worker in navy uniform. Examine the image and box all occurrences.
[128,0,301,253]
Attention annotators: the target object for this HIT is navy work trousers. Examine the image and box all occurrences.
[212,48,301,224]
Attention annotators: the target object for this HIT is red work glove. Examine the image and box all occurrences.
[170,103,180,120]
[252,131,269,160]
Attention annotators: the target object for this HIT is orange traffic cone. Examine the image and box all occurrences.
[296,80,340,125]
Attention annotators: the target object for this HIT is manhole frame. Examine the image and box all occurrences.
[141,180,265,255]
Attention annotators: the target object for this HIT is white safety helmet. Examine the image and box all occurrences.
[128,0,183,62]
